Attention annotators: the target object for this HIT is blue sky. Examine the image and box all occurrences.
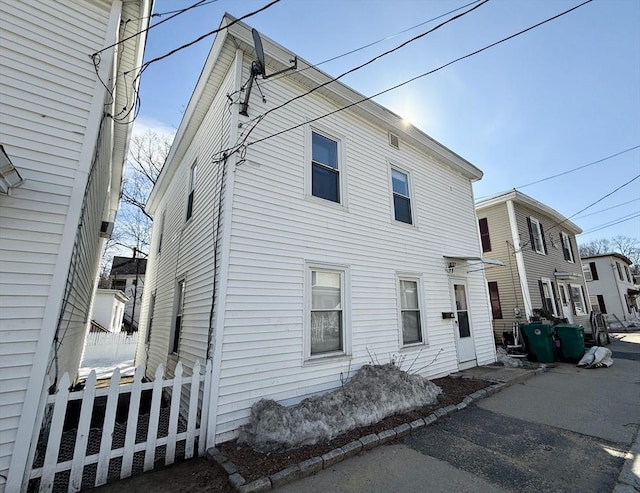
[135,0,640,243]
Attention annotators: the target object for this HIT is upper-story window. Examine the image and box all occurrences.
[171,279,186,354]
[478,217,491,252]
[527,216,546,255]
[624,265,631,283]
[311,131,340,203]
[391,168,413,225]
[186,160,197,221]
[158,209,166,253]
[616,262,624,281]
[560,232,574,262]
[582,263,593,281]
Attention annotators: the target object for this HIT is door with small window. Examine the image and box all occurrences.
[558,283,574,323]
[451,280,476,363]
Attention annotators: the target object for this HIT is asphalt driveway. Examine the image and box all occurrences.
[278,332,640,492]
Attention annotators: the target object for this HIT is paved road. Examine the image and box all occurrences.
[278,332,640,492]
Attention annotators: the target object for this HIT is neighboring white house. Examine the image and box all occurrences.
[91,289,128,333]
[0,0,151,489]
[581,253,639,322]
[109,255,147,331]
[136,15,497,448]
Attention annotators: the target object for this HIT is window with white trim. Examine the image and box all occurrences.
[540,278,558,316]
[528,217,546,254]
[569,283,586,315]
[398,277,424,345]
[158,209,166,253]
[616,262,624,281]
[391,168,413,225]
[560,232,574,262]
[308,265,348,357]
[186,161,197,221]
[146,292,156,344]
[311,130,341,203]
[582,263,593,281]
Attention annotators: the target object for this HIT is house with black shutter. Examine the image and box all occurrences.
[475,190,591,344]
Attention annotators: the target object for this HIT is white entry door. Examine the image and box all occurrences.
[451,280,476,363]
[558,283,574,323]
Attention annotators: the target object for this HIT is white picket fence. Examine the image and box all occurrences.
[27,360,212,492]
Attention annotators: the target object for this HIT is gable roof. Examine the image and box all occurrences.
[110,256,147,276]
[581,252,633,265]
[475,189,582,235]
[148,13,483,213]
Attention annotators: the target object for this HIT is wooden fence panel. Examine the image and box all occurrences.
[26,361,211,492]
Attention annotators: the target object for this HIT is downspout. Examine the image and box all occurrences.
[206,48,244,449]
[506,200,533,319]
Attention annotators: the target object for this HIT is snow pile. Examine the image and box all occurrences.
[238,364,442,452]
[496,347,522,368]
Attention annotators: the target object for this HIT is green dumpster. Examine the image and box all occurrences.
[520,323,556,363]
[554,324,585,362]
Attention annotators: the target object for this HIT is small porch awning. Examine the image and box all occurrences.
[443,256,504,273]
[0,145,24,194]
[553,270,582,280]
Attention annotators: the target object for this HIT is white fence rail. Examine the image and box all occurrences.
[82,332,138,363]
[26,361,212,492]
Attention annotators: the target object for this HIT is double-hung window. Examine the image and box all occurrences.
[171,279,185,354]
[478,218,491,252]
[569,284,586,315]
[560,232,574,262]
[391,168,412,225]
[539,278,557,316]
[616,262,624,281]
[311,131,340,203]
[146,292,156,344]
[528,217,546,254]
[399,278,423,345]
[309,267,346,356]
[186,161,197,221]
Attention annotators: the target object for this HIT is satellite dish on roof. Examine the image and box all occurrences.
[240,29,297,116]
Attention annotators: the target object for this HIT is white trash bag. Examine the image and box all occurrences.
[577,346,613,368]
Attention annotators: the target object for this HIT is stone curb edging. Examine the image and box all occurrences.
[208,370,546,492]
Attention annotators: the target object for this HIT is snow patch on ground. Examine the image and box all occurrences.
[496,348,523,368]
[239,364,442,452]
[78,359,135,380]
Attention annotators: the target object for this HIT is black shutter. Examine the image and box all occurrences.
[551,282,559,316]
[568,236,575,262]
[597,295,607,313]
[540,223,547,254]
[581,286,588,314]
[590,262,599,281]
[527,217,535,251]
[538,280,547,311]
[479,218,491,252]
[567,285,577,315]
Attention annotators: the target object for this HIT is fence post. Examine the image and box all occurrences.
[185,360,201,459]
[143,365,164,471]
[68,371,97,492]
[121,366,144,478]
[95,369,121,486]
[165,362,183,465]
[40,373,71,493]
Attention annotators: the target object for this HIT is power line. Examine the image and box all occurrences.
[573,198,640,219]
[477,144,640,199]
[578,212,640,236]
[93,0,209,56]
[232,0,592,157]
[237,0,490,143]
[261,0,484,86]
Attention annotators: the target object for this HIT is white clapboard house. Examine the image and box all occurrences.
[137,14,497,447]
[0,0,150,489]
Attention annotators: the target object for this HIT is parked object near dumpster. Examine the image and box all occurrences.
[577,347,613,368]
[554,324,586,362]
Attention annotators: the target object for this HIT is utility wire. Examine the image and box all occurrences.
[233,0,592,157]
[237,0,490,144]
[578,212,640,236]
[93,0,208,55]
[261,0,484,86]
[512,145,640,191]
[573,198,640,219]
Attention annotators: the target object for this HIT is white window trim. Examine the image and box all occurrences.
[304,261,351,362]
[530,217,545,255]
[396,273,427,348]
[560,232,574,263]
[540,277,558,317]
[185,159,198,223]
[304,124,348,209]
[569,283,587,315]
[157,208,166,253]
[387,162,418,228]
[582,263,593,282]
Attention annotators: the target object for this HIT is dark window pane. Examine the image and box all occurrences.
[393,194,412,224]
[312,164,340,202]
[311,311,342,354]
[457,311,471,338]
[402,310,421,344]
[488,281,502,319]
[186,191,194,220]
[312,132,338,169]
[172,315,181,353]
[479,218,491,252]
